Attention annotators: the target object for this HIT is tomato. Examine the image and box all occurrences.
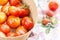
[1,5,10,16]
[22,17,34,30]
[16,26,27,36]
[9,0,20,6]
[19,8,29,18]
[49,2,58,11]
[7,16,20,28]
[9,5,29,17]
[8,6,20,16]
[0,12,7,24]
[42,18,49,25]
[7,32,16,37]
[0,24,10,34]
[0,31,6,37]
[17,5,29,17]
[0,0,8,6]
[16,3,24,7]
[46,10,54,17]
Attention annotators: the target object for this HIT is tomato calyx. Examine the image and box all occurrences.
[20,5,28,9]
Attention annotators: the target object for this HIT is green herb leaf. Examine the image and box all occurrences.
[42,24,48,28]
[51,18,58,24]
[47,23,54,28]
[47,0,50,2]
[37,20,42,24]
[46,27,50,34]
[20,5,28,8]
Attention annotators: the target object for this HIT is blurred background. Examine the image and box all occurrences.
[28,0,60,40]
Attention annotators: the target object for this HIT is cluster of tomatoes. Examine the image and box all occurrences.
[0,0,34,37]
[42,1,58,25]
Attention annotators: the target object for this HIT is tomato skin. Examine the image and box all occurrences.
[42,18,49,25]
[7,32,16,37]
[8,6,17,16]
[22,17,34,30]
[8,5,29,17]
[0,12,7,24]
[1,5,10,16]
[9,0,20,6]
[16,5,29,17]
[7,16,20,28]
[49,2,58,11]
[46,10,54,17]
[8,6,20,16]
[0,0,8,6]
[16,3,23,7]
[0,24,10,34]
[16,26,27,36]
[19,8,29,18]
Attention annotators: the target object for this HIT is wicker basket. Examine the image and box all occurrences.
[0,0,38,40]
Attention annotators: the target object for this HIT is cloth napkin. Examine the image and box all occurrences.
[27,0,60,40]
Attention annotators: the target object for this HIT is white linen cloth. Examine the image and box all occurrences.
[28,0,60,40]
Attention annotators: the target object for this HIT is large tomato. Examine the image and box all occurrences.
[21,17,34,30]
[48,2,58,11]
[8,6,20,16]
[0,24,10,34]
[7,32,16,37]
[16,26,27,36]
[0,12,7,24]
[1,5,10,16]
[9,0,20,6]
[7,16,20,28]
[17,5,29,17]
[0,0,8,6]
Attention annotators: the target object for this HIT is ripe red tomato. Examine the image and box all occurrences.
[7,16,20,28]
[8,6,20,16]
[16,3,24,7]
[16,26,27,36]
[0,24,10,34]
[0,12,7,24]
[42,18,49,25]
[1,5,10,16]
[46,10,54,17]
[19,8,29,18]
[7,32,16,37]
[9,0,20,6]
[17,5,29,17]
[22,17,34,30]
[0,0,8,6]
[0,31,6,37]
[49,2,58,11]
